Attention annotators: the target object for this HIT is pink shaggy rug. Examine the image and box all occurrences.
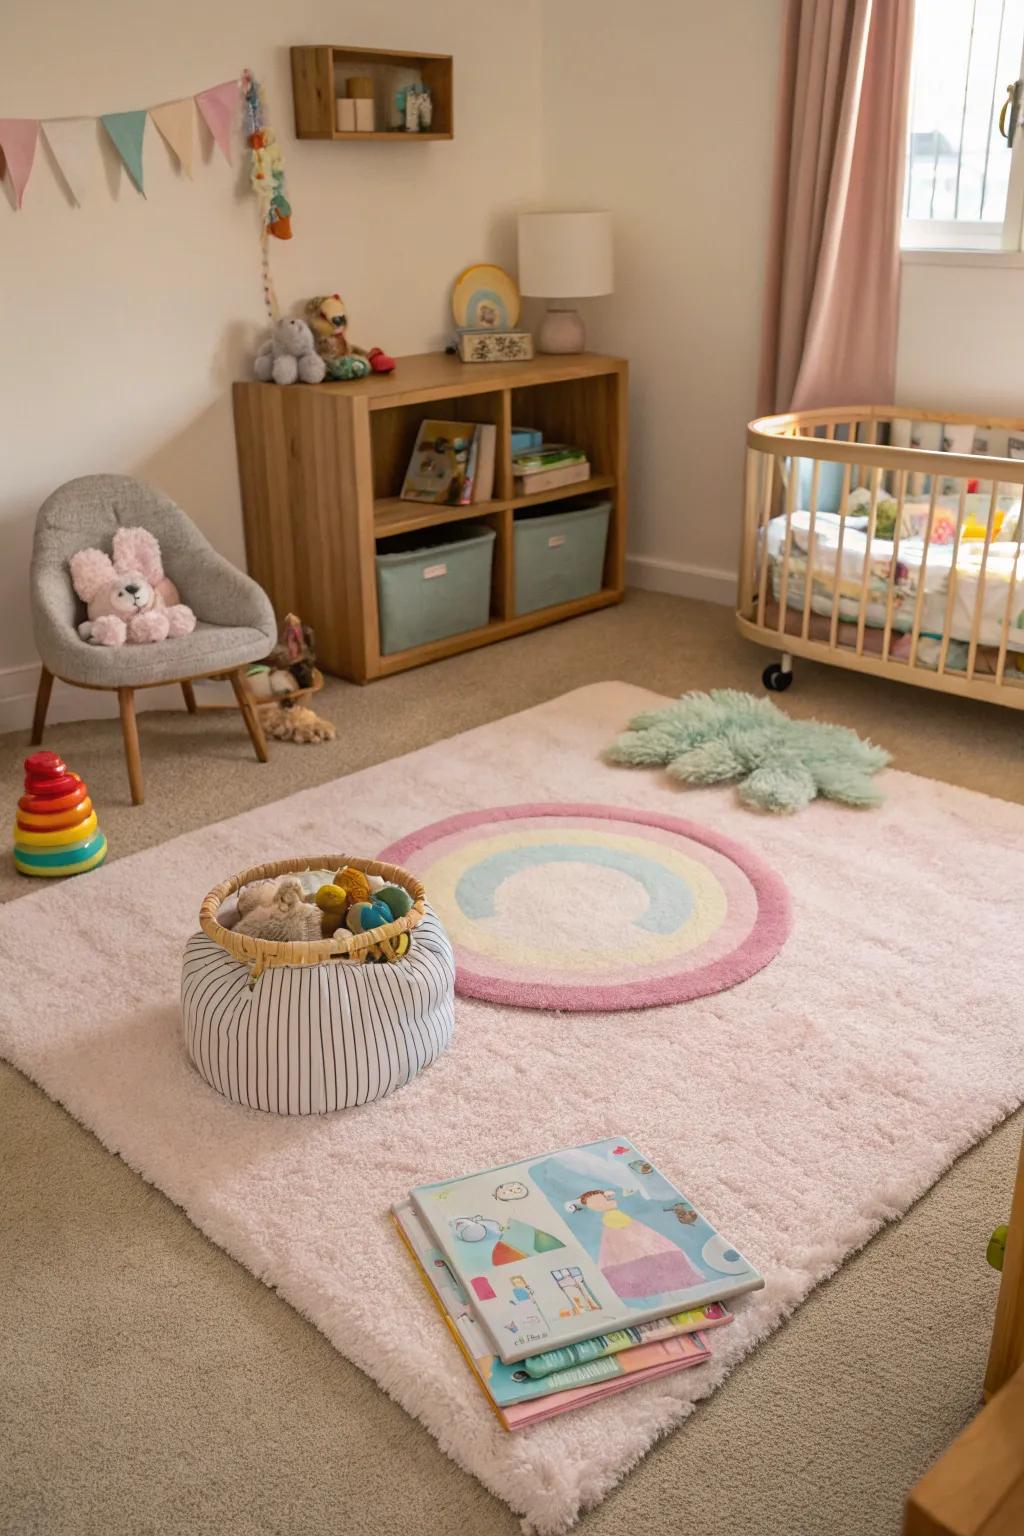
[1,682,1022,1534]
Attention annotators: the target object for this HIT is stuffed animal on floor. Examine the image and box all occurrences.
[246,612,321,700]
[305,294,396,379]
[259,699,336,744]
[606,689,891,813]
[70,526,197,646]
[253,317,327,386]
[233,877,323,942]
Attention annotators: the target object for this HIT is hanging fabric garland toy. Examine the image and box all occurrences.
[242,69,291,320]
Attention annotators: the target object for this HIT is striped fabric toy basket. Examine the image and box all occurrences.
[181,854,455,1116]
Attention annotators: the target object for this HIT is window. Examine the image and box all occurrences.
[904,0,1024,250]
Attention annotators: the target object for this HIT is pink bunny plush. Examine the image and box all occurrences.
[69,526,197,646]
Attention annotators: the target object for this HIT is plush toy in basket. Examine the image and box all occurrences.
[181,855,454,1115]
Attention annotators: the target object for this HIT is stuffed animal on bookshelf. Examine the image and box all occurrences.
[305,294,396,378]
[69,526,197,646]
[253,317,327,386]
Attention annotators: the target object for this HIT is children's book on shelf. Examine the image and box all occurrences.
[400,420,497,505]
[409,1136,763,1365]
[512,443,588,476]
[514,460,590,496]
[393,1202,715,1430]
[401,420,477,504]
[471,423,497,502]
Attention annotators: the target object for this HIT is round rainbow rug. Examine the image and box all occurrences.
[378,803,790,1012]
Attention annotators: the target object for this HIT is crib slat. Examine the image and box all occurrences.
[966,481,1001,680]
[909,478,940,669]
[755,453,776,629]
[995,501,1024,686]
[800,452,823,641]
[855,466,882,655]
[881,469,907,663]
[828,462,853,650]
[739,447,760,615]
[937,482,968,677]
[776,456,797,634]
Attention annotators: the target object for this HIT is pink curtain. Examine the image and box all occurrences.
[758,0,914,415]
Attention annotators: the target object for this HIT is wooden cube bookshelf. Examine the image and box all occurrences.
[291,45,454,140]
[232,352,628,684]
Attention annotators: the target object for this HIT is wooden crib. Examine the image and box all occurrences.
[737,406,1024,711]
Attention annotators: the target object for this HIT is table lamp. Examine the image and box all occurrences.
[517,211,613,354]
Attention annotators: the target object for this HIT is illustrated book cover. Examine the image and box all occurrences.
[401,420,478,504]
[392,1202,713,1430]
[409,1136,763,1364]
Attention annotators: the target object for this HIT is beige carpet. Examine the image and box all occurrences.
[2,591,1021,1536]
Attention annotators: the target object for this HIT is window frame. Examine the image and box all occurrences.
[901,17,1024,254]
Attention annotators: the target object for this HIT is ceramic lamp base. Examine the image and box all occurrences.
[538,306,586,354]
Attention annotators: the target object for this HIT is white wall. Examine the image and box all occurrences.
[1,0,544,727]
[539,0,784,604]
[896,260,1024,413]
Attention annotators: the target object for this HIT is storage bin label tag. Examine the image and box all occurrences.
[423,563,448,579]
[548,535,566,548]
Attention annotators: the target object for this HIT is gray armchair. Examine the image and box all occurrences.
[31,474,278,805]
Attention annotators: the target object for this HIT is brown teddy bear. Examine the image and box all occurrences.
[305,294,396,377]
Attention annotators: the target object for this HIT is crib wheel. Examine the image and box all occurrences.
[763,662,793,693]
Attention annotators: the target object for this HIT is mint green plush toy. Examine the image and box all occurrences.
[606,690,890,814]
[377,883,412,919]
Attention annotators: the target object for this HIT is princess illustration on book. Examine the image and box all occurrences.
[565,1189,704,1300]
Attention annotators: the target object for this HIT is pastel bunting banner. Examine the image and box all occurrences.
[101,110,148,194]
[150,97,194,177]
[1,76,238,210]
[0,117,39,208]
[195,79,238,164]
[42,118,96,205]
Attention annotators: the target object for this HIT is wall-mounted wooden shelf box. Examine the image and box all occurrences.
[233,352,628,683]
[291,45,454,140]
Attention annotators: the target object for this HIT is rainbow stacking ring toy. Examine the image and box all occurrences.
[14,751,108,877]
[378,803,790,1012]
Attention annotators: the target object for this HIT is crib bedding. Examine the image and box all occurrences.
[764,510,1024,665]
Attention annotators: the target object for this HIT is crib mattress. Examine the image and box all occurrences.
[765,510,1024,655]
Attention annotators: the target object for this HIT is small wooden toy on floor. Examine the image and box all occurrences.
[14,752,108,877]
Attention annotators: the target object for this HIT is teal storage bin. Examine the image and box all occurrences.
[514,500,611,616]
[376,523,496,655]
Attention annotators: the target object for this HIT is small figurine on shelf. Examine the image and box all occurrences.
[305,294,396,379]
[396,83,432,132]
[14,752,108,878]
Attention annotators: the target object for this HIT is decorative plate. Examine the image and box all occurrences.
[451,263,521,330]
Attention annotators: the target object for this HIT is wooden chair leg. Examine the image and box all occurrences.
[30,666,54,746]
[230,669,268,764]
[181,680,198,714]
[118,687,144,806]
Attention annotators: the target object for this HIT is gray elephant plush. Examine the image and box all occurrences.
[253,317,327,386]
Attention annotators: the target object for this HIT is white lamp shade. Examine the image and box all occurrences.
[517,211,614,299]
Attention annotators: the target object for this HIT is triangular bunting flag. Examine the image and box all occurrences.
[150,97,194,178]
[42,118,96,205]
[101,109,147,195]
[0,118,39,209]
[195,79,238,164]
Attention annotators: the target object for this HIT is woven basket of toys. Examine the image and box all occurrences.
[181,855,455,1116]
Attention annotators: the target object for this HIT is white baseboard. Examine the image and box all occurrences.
[626,554,736,606]
[0,663,234,738]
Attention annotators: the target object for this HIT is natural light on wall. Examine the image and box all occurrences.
[904,0,1024,250]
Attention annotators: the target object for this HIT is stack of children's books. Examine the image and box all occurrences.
[400,419,497,506]
[393,1135,763,1430]
[512,441,590,495]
